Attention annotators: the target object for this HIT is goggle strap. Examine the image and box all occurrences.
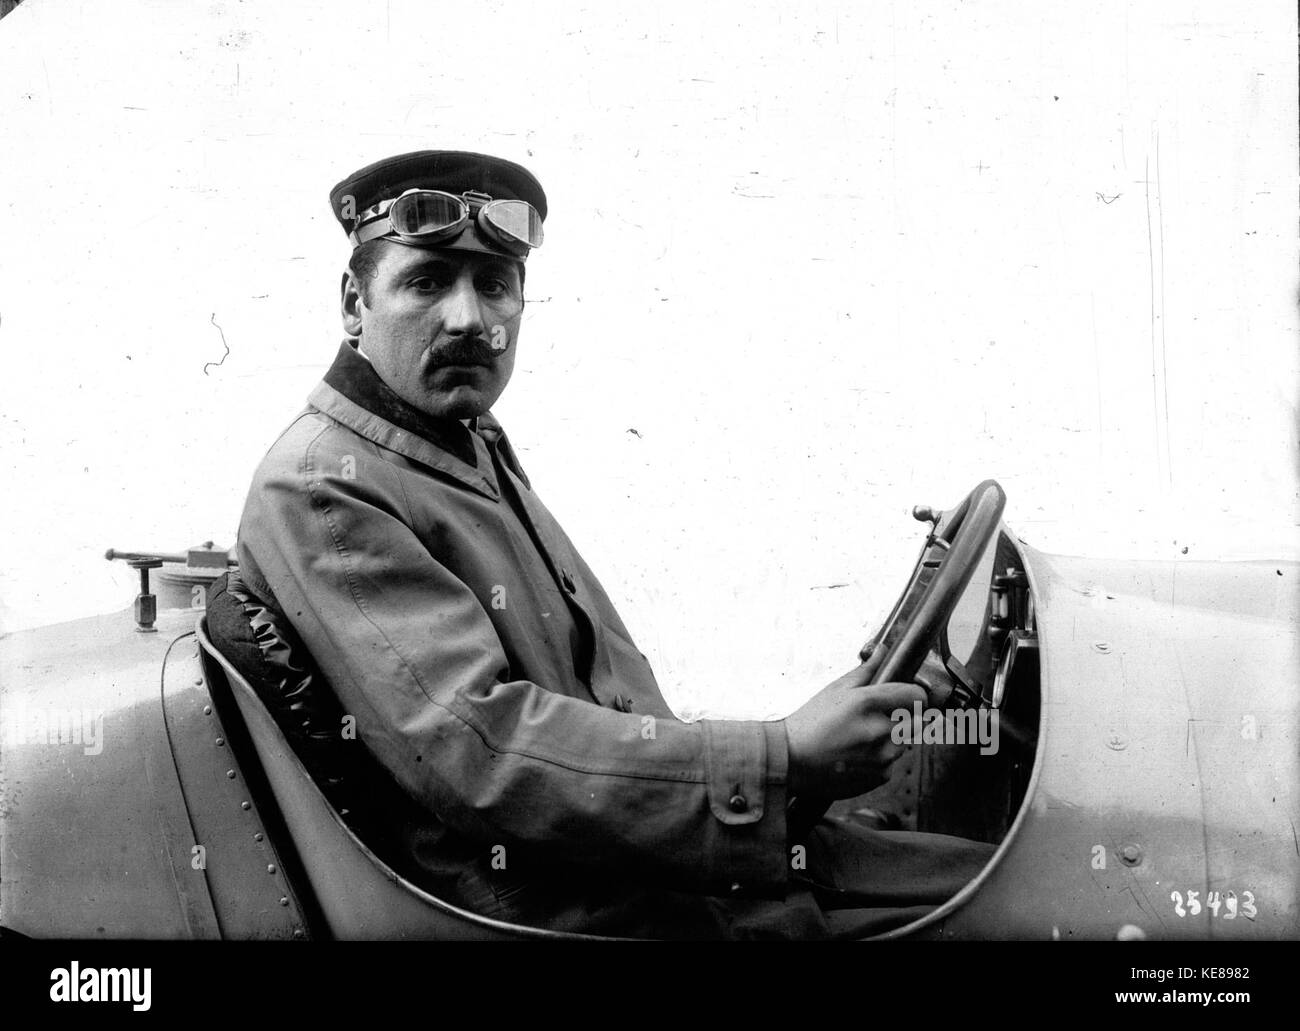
[350,216,401,247]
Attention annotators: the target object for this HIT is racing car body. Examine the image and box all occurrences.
[1,498,1296,940]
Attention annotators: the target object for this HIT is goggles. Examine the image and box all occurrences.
[349,188,544,257]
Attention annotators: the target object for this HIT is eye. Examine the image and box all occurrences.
[407,266,456,292]
[479,278,510,297]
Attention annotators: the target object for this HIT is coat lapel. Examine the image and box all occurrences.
[477,424,622,707]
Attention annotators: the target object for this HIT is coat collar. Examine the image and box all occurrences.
[309,341,515,500]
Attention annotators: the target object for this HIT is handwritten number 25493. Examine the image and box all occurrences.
[1170,889,1256,919]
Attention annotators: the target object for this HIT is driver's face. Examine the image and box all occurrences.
[342,241,523,421]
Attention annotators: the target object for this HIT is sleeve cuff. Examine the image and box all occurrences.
[699,718,790,894]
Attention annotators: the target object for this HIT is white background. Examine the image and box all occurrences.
[0,0,1296,719]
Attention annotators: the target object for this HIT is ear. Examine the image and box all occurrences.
[341,270,366,338]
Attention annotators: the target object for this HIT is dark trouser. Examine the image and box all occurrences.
[486,815,997,940]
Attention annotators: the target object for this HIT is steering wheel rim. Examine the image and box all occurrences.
[864,479,1006,689]
[786,480,1006,832]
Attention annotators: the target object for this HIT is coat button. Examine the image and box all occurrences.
[560,569,576,593]
[728,793,748,813]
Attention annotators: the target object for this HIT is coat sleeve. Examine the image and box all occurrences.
[236,421,792,896]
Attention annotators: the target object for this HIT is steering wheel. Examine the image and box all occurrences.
[787,479,1006,831]
[859,479,1006,689]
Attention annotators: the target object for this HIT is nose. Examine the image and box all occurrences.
[442,271,488,337]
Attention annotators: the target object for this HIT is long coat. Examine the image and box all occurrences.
[236,342,795,933]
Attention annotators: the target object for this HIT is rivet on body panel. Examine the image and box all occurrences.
[1092,642,1111,654]
[1106,732,1127,750]
[1120,844,1143,866]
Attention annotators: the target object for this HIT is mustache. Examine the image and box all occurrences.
[427,335,504,367]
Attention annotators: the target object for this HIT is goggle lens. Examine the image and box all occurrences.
[390,191,466,236]
[482,200,544,249]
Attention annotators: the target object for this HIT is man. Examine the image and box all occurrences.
[233,150,993,938]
